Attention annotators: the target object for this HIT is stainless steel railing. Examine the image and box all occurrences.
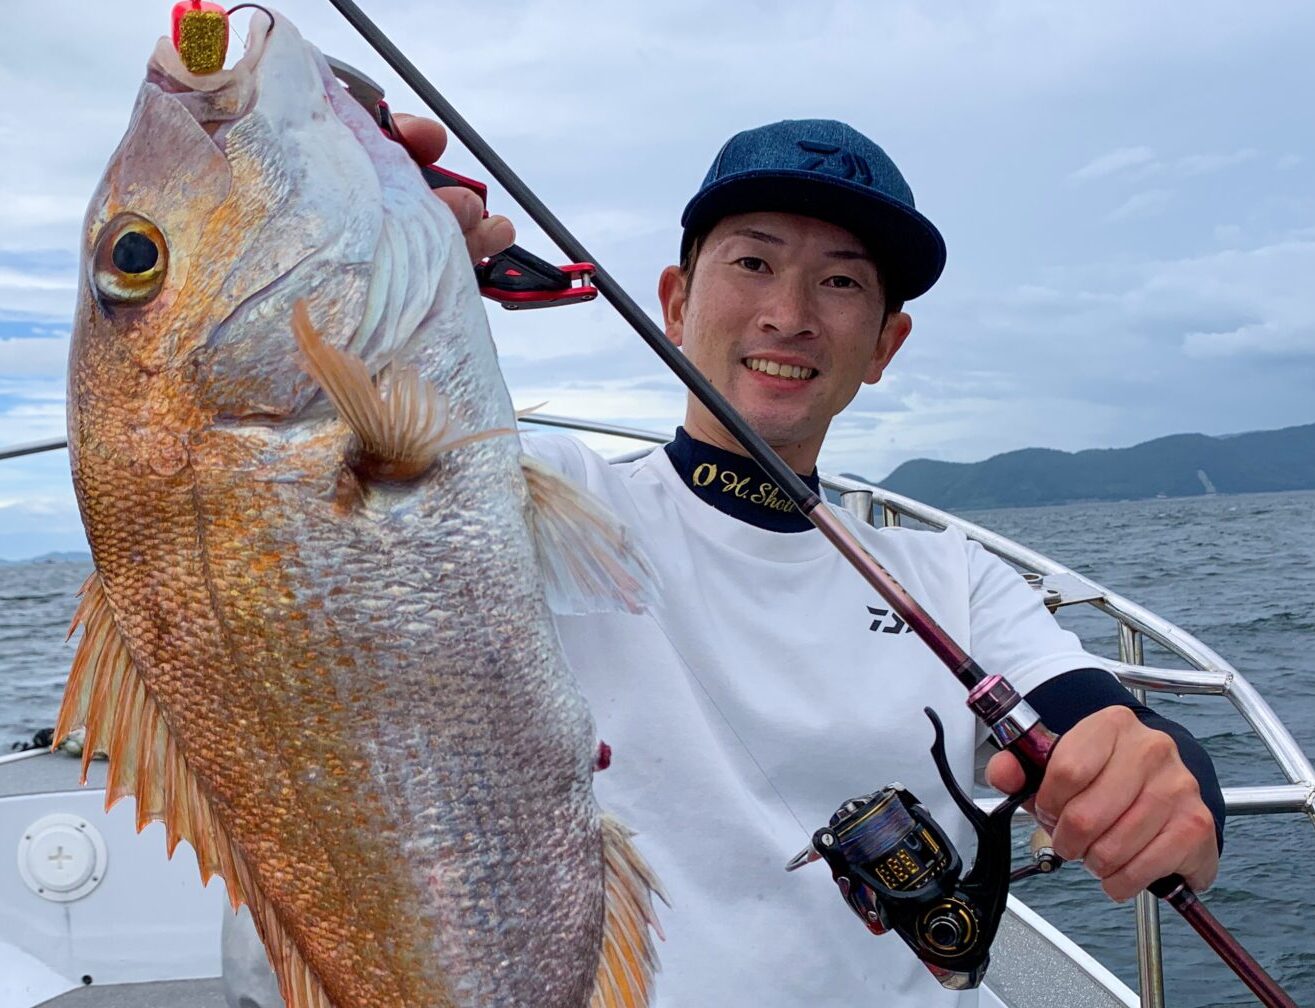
[521,416,1315,1008]
[6,415,1313,1007]
[827,476,1314,1008]
[825,479,1315,822]
[0,436,66,461]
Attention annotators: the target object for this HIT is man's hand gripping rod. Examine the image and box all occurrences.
[324,2,1295,1003]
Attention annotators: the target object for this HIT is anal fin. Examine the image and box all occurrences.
[589,816,667,1008]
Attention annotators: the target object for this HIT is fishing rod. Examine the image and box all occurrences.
[234,3,1292,1003]
[0,438,66,462]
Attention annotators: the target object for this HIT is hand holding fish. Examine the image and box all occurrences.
[392,112,516,263]
[986,705,1220,902]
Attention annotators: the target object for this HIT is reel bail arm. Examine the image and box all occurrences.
[790,709,1025,990]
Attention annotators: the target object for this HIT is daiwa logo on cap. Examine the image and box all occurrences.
[796,140,874,186]
[679,118,949,300]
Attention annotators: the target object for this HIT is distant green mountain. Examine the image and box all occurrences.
[849,422,1315,510]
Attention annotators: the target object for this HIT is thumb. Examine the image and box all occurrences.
[986,748,1029,796]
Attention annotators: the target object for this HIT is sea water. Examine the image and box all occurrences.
[967,489,1315,1006]
[2,490,1312,1004]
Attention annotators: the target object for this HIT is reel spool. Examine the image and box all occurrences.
[793,708,1028,990]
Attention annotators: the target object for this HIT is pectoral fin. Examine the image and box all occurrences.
[522,456,658,615]
[292,300,511,481]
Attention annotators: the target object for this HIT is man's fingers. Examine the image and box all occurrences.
[387,113,517,263]
[468,215,515,262]
[435,187,485,235]
[1005,706,1219,908]
[1049,718,1162,860]
[1098,822,1217,902]
[391,113,448,165]
[1033,706,1128,826]
[985,749,1027,796]
[434,185,515,263]
[1079,791,1173,882]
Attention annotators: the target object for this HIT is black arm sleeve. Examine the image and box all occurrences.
[1024,667,1226,854]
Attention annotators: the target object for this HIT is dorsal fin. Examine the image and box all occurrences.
[292,299,511,481]
[55,571,334,1008]
[589,816,668,1008]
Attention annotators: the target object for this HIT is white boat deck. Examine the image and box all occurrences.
[1,751,225,1008]
[2,747,1137,1008]
[34,981,226,1008]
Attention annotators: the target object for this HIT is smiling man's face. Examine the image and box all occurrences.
[659,211,912,472]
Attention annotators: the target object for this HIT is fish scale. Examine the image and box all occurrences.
[57,7,661,1007]
[181,421,601,1004]
[70,395,400,1005]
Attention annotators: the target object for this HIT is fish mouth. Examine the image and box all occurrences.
[144,7,276,146]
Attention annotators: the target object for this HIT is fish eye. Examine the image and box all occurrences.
[92,214,168,304]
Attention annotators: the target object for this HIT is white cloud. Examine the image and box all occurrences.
[506,376,684,430]
[0,497,86,561]
[0,265,78,319]
[557,208,669,245]
[1070,146,1157,183]
[0,195,87,251]
[0,445,82,560]
[0,376,65,399]
[1107,189,1173,222]
[0,268,74,293]
[0,410,68,448]
[822,392,1136,481]
[1176,148,1258,175]
[1142,240,1315,354]
[0,0,1313,546]
[4,402,66,420]
[1182,321,1315,358]
[1070,147,1260,188]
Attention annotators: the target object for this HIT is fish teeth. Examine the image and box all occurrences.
[744,358,815,380]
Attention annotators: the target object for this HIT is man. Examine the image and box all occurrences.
[401,115,1223,1004]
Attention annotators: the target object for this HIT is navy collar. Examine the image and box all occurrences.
[663,428,820,533]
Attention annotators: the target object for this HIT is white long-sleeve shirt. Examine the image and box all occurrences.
[528,433,1100,1007]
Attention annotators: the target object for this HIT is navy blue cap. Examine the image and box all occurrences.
[680,119,946,302]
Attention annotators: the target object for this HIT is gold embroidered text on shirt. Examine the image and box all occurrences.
[691,462,796,513]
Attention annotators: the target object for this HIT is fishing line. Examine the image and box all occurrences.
[321,2,1297,1003]
[649,608,815,842]
[225,4,273,51]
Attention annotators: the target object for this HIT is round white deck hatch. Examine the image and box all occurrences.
[17,813,108,902]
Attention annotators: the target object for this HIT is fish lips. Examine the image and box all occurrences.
[91,10,380,420]
[144,6,277,149]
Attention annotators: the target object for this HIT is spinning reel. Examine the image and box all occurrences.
[787,707,1027,990]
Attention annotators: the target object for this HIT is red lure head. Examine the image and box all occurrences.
[171,1,228,74]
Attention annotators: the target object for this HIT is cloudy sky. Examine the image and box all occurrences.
[2,1,1313,558]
